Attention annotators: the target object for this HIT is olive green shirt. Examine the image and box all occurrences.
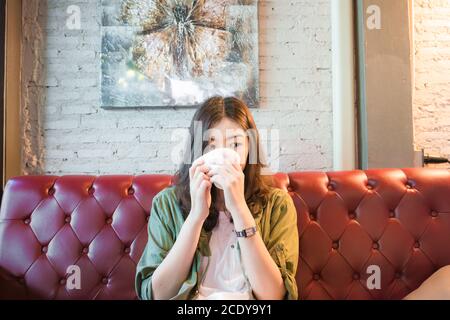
[135,185,299,300]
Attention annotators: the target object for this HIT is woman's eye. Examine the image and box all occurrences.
[232,142,241,149]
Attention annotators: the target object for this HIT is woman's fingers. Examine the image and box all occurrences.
[193,170,209,189]
[193,171,203,189]
[231,161,242,172]
[193,165,209,183]
[189,158,205,180]
[227,158,243,173]
[206,167,215,177]
[199,179,212,194]
[191,164,211,192]
[207,159,243,191]
[194,164,210,176]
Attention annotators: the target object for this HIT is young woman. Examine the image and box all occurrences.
[135,96,299,300]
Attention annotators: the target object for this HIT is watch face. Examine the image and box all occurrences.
[245,227,257,237]
[236,226,257,237]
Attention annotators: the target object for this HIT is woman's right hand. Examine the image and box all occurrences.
[189,158,212,223]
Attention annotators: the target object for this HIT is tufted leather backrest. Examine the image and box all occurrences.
[0,168,449,300]
[0,175,174,300]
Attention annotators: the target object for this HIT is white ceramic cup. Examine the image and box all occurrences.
[198,148,241,190]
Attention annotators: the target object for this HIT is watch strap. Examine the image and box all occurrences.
[235,226,257,238]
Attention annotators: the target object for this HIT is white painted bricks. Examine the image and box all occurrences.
[22,0,333,175]
[413,0,450,160]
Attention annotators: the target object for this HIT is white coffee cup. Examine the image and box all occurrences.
[198,148,241,190]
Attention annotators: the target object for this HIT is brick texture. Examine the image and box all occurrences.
[413,0,450,161]
[21,0,333,175]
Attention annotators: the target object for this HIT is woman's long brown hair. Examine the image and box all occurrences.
[174,96,274,232]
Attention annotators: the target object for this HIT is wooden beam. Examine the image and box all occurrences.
[3,0,22,187]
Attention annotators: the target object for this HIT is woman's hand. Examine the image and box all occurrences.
[207,159,248,219]
[189,158,212,224]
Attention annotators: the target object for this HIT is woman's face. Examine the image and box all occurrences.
[204,117,249,170]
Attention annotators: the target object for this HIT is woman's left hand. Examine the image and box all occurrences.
[207,159,248,218]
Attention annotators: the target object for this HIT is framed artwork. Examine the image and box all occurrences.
[101,0,259,108]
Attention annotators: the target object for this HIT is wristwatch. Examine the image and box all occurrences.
[235,226,257,238]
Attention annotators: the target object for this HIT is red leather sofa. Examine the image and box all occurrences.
[0,168,449,300]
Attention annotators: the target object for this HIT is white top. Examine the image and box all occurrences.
[193,210,255,300]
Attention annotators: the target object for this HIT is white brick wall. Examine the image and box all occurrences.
[22,0,333,175]
[413,0,450,160]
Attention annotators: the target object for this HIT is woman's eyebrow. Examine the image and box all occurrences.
[226,133,245,140]
[208,133,245,141]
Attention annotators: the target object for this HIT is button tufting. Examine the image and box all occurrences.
[431,211,438,217]
[60,279,66,285]
[41,246,48,253]
[24,218,31,225]
[313,274,320,281]
[106,218,112,225]
[65,215,71,223]
[406,180,416,188]
[372,242,379,250]
[367,179,377,189]
[48,187,55,196]
[353,273,360,280]
[88,186,95,195]
[414,242,420,248]
[395,272,402,279]
[327,184,334,191]
[102,277,108,284]
[128,187,135,195]
[124,247,131,254]
[82,247,89,254]
[146,215,150,222]
[349,212,356,220]
[18,278,25,285]
[309,214,316,221]
[287,186,293,192]
[332,242,339,250]
[389,211,396,218]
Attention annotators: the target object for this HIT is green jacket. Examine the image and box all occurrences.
[135,185,299,300]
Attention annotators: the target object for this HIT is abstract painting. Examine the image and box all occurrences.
[101,0,259,108]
